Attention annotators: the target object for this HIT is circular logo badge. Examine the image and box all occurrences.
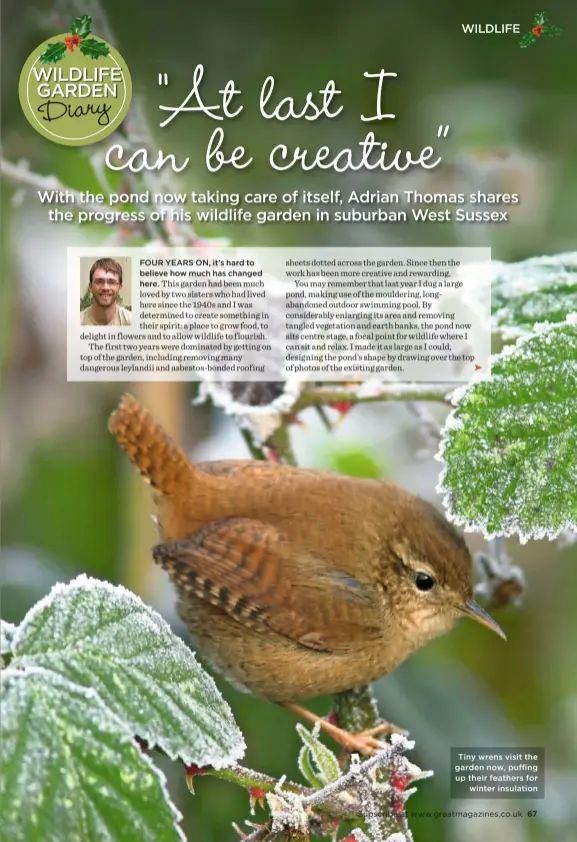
[18,14,132,147]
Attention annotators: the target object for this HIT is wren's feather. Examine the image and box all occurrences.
[109,394,491,701]
[152,518,382,653]
[108,393,196,498]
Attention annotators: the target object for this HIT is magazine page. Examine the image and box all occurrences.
[1,1,576,841]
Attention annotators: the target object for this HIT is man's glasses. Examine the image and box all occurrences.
[92,278,120,287]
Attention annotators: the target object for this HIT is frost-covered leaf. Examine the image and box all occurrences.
[491,252,577,339]
[10,576,245,768]
[437,320,577,541]
[297,744,324,789]
[296,724,340,788]
[0,668,184,842]
[1,620,17,655]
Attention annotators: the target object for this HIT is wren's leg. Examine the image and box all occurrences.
[281,701,393,756]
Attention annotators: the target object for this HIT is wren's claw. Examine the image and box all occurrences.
[361,721,408,738]
[334,727,388,756]
[282,701,397,756]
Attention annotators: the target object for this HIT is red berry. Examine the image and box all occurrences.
[64,34,81,52]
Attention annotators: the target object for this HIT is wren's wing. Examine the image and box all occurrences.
[153,517,382,653]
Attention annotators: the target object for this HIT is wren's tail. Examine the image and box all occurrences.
[109,394,196,498]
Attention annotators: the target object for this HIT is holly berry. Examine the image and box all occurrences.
[64,35,81,52]
[532,25,543,37]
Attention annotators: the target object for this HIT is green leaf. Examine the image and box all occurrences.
[296,725,340,787]
[0,668,185,842]
[519,33,536,48]
[298,744,324,789]
[437,320,577,541]
[70,14,92,38]
[79,38,110,60]
[38,41,67,63]
[543,25,562,36]
[1,620,17,655]
[533,12,547,25]
[10,576,245,768]
[491,252,577,339]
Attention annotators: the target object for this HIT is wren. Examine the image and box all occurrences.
[109,394,505,753]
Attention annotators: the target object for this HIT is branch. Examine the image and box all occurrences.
[474,537,526,609]
[293,382,454,412]
[203,763,308,798]
[240,738,423,841]
[0,158,145,224]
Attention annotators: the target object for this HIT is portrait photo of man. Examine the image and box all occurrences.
[80,257,132,326]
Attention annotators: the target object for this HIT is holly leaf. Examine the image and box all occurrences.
[0,668,185,842]
[38,41,66,63]
[437,319,577,542]
[296,724,340,788]
[491,252,577,339]
[70,14,92,38]
[9,576,245,768]
[533,12,547,25]
[543,25,562,36]
[520,32,536,48]
[79,38,110,59]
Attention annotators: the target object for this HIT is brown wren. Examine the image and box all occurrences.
[109,394,505,753]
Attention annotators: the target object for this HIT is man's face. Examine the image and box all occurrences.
[90,268,121,307]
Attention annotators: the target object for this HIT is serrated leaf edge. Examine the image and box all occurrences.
[10,575,246,768]
[435,317,577,542]
[1,620,17,655]
[0,666,187,842]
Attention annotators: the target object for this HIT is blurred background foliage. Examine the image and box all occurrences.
[1,1,577,840]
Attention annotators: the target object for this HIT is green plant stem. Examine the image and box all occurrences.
[333,684,380,733]
[334,686,410,839]
[268,424,298,466]
[241,428,269,460]
[208,764,307,796]
[202,762,364,821]
[293,382,453,412]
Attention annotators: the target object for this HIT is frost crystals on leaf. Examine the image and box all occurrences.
[9,575,246,768]
[0,620,17,655]
[437,320,577,542]
[0,668,185,842]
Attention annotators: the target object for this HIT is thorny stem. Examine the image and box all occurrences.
[239,745,413,841]
[206,764,308,798]
[183,758,389,824]
[333,688,410,839]
[293,383,454,412]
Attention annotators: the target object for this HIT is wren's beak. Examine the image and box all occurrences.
[461,599,507,640]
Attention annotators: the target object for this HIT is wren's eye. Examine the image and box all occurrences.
[415,572,435,592]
